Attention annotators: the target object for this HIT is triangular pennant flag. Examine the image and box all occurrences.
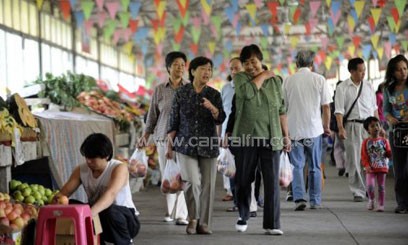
[327,18,335,36]
[210,24,218,39]
[112,30,121,45]
[368,16,376,33]
[129,19,139,33]
[103,20,116,40]
[330,9,341,26]
[331,1,342,15]
[390,7,400,24]
[106,2,119,19]
[260,37,268,49]
[235,21,241,35]
[401,40,408,52]
[200,0,212,16]
[208,41,216,54]
[260,24,269,36]
[97,11,106,28]
[326,0,332,6]
[191,26,201,43]
[348,45,355,56]
[121,0,130,11]
[395,0,407,17]
[81,1,94,20]
[289,36,300,48]
[293,7,302,25]
[74,11,85,28]
[95,0,104,11]
[376,47,383,60]
[211,16,222,35]
[84,20,93,35]
[362,44,372,60]
[156,1,166,21]
[354,0,365,18]
[324,56,333,70]
[174,26,185,43]
[201,9,210,25]
[192,16,201,28]
[395,19,402,32]
[172,41,181,51]
[389,33,397,45]
[245,3,257,23]
[119,12,130,28]
[129,1,141,19]
[370,8,382,26]
[386,16,396,33]
[176,0,189,18]
[173,18,182,32]
[309,1,321,18]
[69,0,77,8]
[36,0,44,10]
[123,28,132,42]
[133,27,149,42]
[190,43,199,55]
[60,0,71,21]
[279,0,286,5]
[352,35,361,47]
[181,12,190,26]
[336,36,345,48]
[371,34,380,48]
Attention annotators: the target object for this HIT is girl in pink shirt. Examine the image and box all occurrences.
[361,117,392,212]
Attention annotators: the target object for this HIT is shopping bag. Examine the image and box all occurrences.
[128,148,148,178]
[217,148,236,178]
[161,158,183,194]
[393,122,408,148]
[279,152,293,187]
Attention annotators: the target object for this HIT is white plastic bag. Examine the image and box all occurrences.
[161,158,183,194]
[217,148,236,178]
[279,152,293,187]
[128,148,148,178]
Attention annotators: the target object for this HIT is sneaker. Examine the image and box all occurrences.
[196,224,212,235]
[353,196,363,202]
[265,229,284,235]
[235,218,248,232]
[286,192,293,202]
[295,201,306,211]
[376,206,384,212]
[164,216,174,222]
[250,211,257,217]
[367,200,374,210]
[310,204,322,209]
[175,218,189,225]
[394,206,408,214]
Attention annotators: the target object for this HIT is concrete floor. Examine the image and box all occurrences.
[132,163,408,245]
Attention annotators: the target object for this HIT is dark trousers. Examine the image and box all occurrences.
[232,146,281,229]
[69,200,140,245]
[389,131,408,209]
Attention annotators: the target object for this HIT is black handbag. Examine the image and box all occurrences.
[393,122,408,148]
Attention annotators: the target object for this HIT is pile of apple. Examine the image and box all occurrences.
[9,180,58,206]
[0,192,38,232]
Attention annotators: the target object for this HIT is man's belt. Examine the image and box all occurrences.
[347,119,364,123]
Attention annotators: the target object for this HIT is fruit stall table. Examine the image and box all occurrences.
[33,110,115,202]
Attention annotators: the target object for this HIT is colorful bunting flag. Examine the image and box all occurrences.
[129,1,142,19]
[371,34,380,48]
[246,3,257,23]
[60,0,71,21]
[121,0,130,11]
[354,1,365,19]
[106,2,120,19]
[36,0,44,10]
[119,12,131,28]
[370,8,382,26]
[309,1,321,18]
[201,0,212,16]
[95,0,104,11]
[176,0,189,18]
[395,0,407,17]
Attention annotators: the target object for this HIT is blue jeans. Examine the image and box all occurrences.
[289,136,322,205]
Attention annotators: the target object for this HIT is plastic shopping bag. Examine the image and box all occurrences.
[279,152,293,187]
[217,148,236,178]
[161,158,183,194]
[128,148,148,178]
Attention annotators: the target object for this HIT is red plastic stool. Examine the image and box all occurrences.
[35,204,96,245]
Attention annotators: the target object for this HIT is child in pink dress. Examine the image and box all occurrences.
[361,117,392,212]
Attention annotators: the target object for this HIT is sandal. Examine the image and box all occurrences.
[226,206,238,212]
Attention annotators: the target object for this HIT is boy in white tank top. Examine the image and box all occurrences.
[54,133,140,244]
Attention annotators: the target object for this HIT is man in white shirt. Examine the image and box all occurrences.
[283,50,331,210]
[334,57,379,202]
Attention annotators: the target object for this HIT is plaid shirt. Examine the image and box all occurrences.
[144,78,189,141]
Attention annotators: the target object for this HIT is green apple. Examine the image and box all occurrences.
[15,194,24,203]
[24,196,35,204]
[10,180,22,190]
[44,188,53,197]
[22,188,32,197]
